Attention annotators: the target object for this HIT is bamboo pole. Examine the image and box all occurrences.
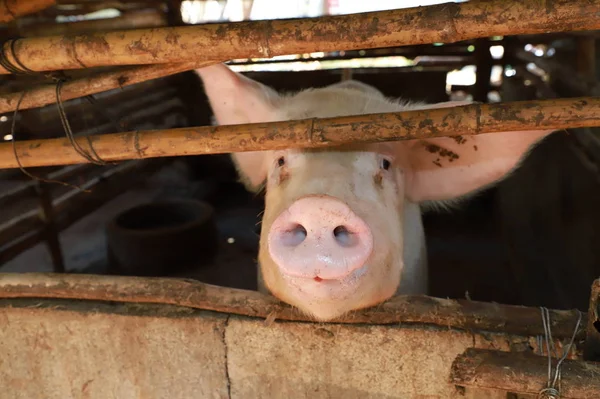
[0,60,214,115]
[0,273,586,339]
[0,0,55,23]
[0,97,598,170]
[2,0,600,74]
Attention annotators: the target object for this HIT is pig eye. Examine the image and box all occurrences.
[277,156,285,167]
[381,158,391,170]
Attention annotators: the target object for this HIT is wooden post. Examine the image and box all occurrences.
[35,182,65,273]
[1,0,600,74]
[473,38,492,102]
[576,36,596,79]
[583,279,600,361]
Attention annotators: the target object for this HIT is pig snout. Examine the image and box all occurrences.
[267,195,373,281]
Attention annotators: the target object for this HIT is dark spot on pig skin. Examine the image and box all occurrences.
[373,173,383,188]
[452,135,467,145]
[425,143,441,153]
[314,328,334,339]
[348,181,356,194]
[425,143,460,160]
[433,161,442,167]
[278,170,289,185]
[473,145,478,151]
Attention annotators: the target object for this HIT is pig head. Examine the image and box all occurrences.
[196,64,555,321]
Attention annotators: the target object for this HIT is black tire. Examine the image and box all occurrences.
[106,199,218,276]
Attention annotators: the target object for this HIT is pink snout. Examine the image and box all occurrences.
[267,195,373,281]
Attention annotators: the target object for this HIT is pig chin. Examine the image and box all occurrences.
[259,251,402,321]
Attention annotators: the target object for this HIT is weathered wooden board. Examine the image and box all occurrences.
[0,301,534,399]
[0,273,588,399]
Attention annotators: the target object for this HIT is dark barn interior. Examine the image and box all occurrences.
[1,0,600,314]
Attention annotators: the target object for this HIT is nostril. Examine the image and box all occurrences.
[333,225,358,248]
[280,224,307,247]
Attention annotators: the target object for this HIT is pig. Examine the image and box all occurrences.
[195,63,555,321]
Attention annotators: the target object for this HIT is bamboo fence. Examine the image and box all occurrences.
[0,60,214,114]
[1,0,599,74]
[0,0,55,23]
[0,97,598,169]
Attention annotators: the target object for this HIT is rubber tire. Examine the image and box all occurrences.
[106,199,218,276]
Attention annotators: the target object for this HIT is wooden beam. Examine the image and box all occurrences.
[584,278,600,361]
[451,348,599,398]
[0,273,587,339]
[35,182,65,273]
[1,0,600,74]
[0,97,598,169]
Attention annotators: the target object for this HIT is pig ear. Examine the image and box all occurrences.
[195,63,281,191]
[195,63,282,125]
[401,102,555,202]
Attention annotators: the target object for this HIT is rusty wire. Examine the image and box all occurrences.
[537,307,583,399]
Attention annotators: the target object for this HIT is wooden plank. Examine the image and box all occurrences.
[0,299,566,399]
[0,273,587,339]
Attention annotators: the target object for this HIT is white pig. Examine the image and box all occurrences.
[196,64,554,321]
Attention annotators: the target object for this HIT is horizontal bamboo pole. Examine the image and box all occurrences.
[451,348,598,397]
[0,273,586,339]
[2,0,600,74]
[0,97,599,170]
[0,0,55,23]
[0,60,214,115]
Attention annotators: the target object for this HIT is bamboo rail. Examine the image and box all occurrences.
[0,60,214,114]
[0,97,598,169]
[0,0,55,23]
[2,0,600,74]
[0,273,587,339]
[450,348,599,397]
